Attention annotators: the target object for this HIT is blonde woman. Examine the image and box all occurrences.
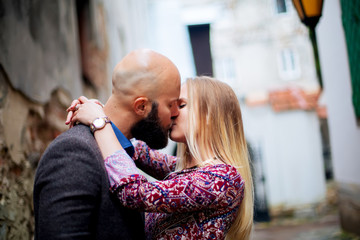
[68,76,253,239]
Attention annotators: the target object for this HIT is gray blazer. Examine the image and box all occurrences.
[33,124,145,239]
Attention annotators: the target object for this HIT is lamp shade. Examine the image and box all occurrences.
[292,0,324,28]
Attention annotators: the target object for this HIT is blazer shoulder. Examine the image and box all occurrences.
[55,124,92,140]
[47,125,95,149]
[37,125,102,173]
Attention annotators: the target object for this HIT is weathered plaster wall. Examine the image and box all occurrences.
[0,68,71,239]
[0,0,82,104]
[0,1,109,239]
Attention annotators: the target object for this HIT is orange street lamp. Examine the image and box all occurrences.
[292,0,324,89]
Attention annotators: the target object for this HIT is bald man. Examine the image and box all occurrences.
[33,49,181,240]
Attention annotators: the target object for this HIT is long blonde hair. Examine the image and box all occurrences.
[176,76,253,240]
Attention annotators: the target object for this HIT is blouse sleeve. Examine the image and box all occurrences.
[104,150,244,214]
[132,140,178,179]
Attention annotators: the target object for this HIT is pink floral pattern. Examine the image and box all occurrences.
[104,141,245,240]
[132,140,177,180]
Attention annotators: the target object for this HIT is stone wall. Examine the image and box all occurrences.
[0,0,109,239]
[0,69,71,239]
[0,0,83,104]
[338,183,360,236]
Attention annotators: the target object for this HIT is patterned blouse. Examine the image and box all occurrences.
[104,140,245,240]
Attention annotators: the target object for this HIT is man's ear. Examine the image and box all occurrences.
[133,97,151,116]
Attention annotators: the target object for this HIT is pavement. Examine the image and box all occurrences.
[252,212,359,240]
[251,181,360,240]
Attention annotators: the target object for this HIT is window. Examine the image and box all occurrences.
[276,0,287,13]
[188,24,213,76]
[277,48,300,80]
[274,0,293,14]
[215,57,236,85]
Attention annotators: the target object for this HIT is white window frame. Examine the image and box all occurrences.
[215,57,236,86]
[277,48,301,80]
[273,0,294,15]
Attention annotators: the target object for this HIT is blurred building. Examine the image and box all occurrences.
[211,0,327,215]
[150,0,327,217]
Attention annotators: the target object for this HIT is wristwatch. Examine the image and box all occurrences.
[90,116,111,133]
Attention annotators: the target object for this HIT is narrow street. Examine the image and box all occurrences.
[252,212,358,240]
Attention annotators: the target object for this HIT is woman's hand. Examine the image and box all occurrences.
[66,96,105,128]
[67,96,123,159]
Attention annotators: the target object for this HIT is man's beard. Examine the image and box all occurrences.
[130,102,169,149]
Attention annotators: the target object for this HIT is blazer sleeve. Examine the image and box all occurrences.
[132,140,178,179]
[34,133,102,239]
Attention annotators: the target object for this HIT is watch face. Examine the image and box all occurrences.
[93,118,105,128]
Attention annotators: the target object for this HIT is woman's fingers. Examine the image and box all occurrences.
[65,110,74,125]
[65,96,104,128]
[66,96,89,112]
[65,96,89,127]
[89,98,104,107]
[67,99,80,112]
[78,96,89,103]
[70,111,79,125]
[66,106,80,128]
[69,101,105,126]
[66,96,101,112]
[65,99,78,127]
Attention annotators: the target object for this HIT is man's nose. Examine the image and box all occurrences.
[171,104,179,119]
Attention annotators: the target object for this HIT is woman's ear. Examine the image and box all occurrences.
[133,97,151,116]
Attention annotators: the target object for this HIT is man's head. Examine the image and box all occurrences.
[104,49,181,149]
